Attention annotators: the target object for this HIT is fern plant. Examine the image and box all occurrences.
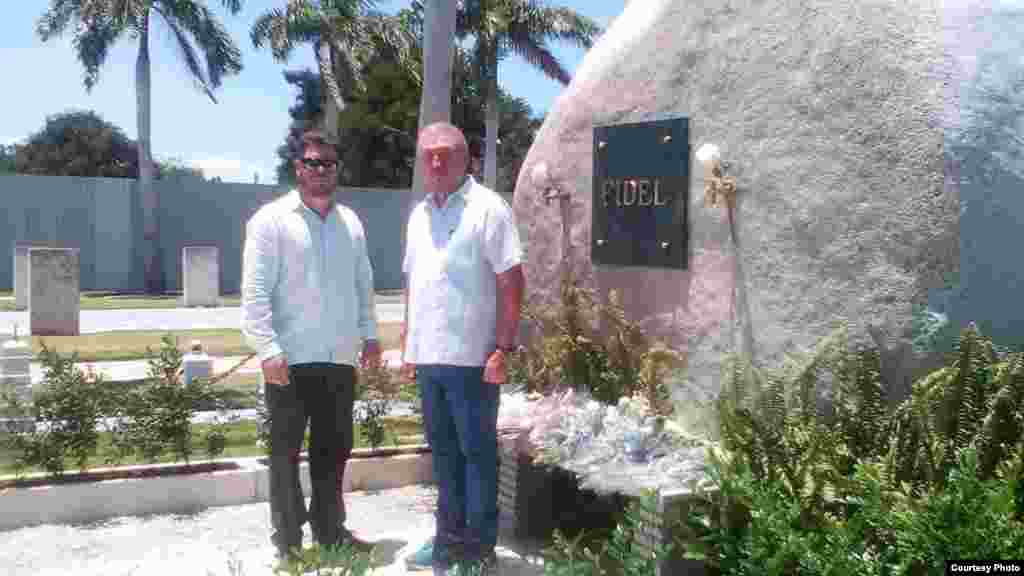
[889,323,1024,491]
[716,323,882,522]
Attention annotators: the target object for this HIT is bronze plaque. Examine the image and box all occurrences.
[591,117,689,269]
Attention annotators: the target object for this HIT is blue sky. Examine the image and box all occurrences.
[1,0,625,183]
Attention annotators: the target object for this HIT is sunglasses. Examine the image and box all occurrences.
[300,158,338,170]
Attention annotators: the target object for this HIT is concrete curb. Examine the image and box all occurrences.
[0,446,432,532]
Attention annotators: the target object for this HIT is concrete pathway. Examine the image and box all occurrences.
[0,295,404,335]
[0,485,545,576]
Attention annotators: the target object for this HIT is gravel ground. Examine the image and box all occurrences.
[0,485,545,576]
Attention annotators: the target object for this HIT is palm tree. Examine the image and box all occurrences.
[37,0,244,294]
[251,0,419,140]
[393,0,458,274]
[416,0,601,192]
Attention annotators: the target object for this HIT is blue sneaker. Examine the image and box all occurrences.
[404,536,436,570]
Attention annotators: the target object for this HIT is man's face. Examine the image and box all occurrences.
[419,139,467,194]
[294,142,338,198]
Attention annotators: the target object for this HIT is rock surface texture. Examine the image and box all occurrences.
[514,0,971,417]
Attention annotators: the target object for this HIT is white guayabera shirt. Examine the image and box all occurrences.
[403,176,523,367]
[241,190,378,367]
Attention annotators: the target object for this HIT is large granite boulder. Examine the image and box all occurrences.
[514,0,974,419]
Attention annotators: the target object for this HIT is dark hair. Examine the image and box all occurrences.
[287,120,339,162]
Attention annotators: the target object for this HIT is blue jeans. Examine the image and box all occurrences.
[417,365,500,564]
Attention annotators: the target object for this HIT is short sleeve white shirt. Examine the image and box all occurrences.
[402,176,522,366]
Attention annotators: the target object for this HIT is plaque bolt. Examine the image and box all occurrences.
[661,242,670,250]
[596,239,606,246]
[662,135,672,143]
[598,141,607,150]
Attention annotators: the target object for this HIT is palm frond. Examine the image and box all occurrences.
[155,6,213,100]
[508,35,568,84]
[156,0,242,100]
[250,3,321,61]
[37,0,81,40]
[71,14,124,90]
[511,2,602,50]
[216,0,243,15]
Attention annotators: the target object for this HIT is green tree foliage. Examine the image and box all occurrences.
[274,54,543,190]
[14,110,139,178]
[411,0,601,192]
[11,111,205,181]
[37,0,244,294]
[0,145,15,174]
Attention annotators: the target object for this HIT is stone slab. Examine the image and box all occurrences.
[182,245,220,307]
[28,248,80,336]
[13,246,29,311]
[513,0,961,422]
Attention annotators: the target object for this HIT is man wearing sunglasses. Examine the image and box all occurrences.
[401,122,525,575]
[242,125,381,564]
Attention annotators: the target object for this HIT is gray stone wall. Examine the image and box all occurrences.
[0,175,415,293]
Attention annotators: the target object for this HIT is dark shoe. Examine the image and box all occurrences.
[431,535,465,570]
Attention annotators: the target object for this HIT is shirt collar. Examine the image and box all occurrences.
[426,175,474,211]
[287,189,336,219]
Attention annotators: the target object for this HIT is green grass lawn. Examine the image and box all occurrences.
[0,415,424,478]
[0,292,243,311]
[31,329,254,362]
[23,323,401,363]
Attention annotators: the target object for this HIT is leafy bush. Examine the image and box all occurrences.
[107,335,233,465]
[0,343,115,477]
[543,490,677,576]
[356,360,397,450]
[2,335,236,478]
[509,281,684,413]
[683,323,1024,575]
[685,446,1024,576]
[273,542,373,576]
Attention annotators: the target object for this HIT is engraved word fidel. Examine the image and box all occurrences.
[601,178,671,207]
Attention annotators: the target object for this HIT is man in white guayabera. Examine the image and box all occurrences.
[242,124,381,563]
[401,122,525,575]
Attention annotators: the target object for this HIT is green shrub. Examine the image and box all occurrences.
[356,360,396,451]
[107,335,233,465]
[0,343,115,477]
[685,323,1024,575]
[543,490,677,576]
[685,446,1024,576]
[1,335,235,477]
[888,447,1024,574]
[509,281,683,413]
[273,542,373,576]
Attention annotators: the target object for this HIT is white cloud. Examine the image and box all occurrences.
[190,156,273,184]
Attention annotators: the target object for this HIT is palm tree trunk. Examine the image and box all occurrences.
[137,12,160,294]
[405,0,457,246]
[484,42,499,192]
[317,41,341,139]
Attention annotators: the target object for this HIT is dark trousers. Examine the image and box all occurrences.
[417,365,501,564]
[265,363,356,558]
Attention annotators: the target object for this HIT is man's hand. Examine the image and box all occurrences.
[400,361,417,381]
[484,350,507,385]
[361,340,382,369]
[262,354,290,386]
